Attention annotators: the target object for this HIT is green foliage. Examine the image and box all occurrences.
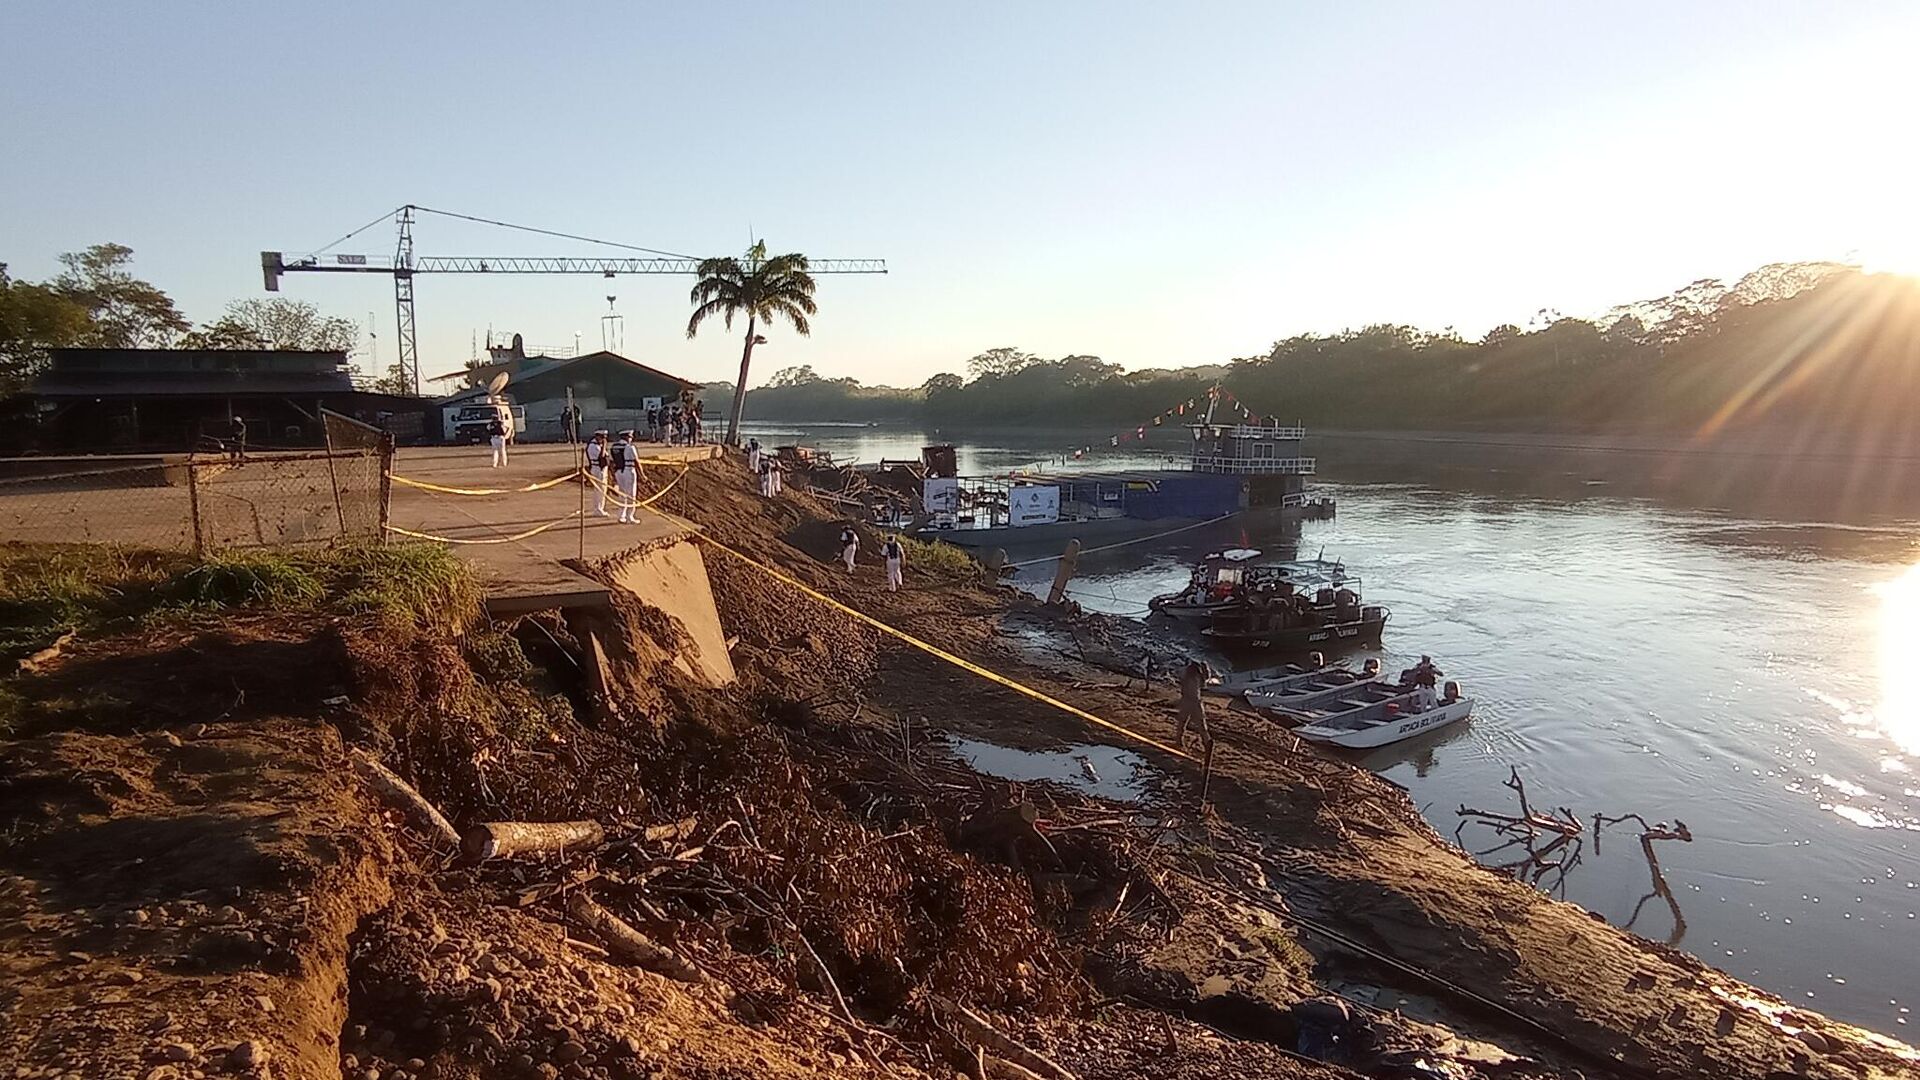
[0,542,476,664]
[0,263,93,389]
[899,536,977,576]
[687,242,821,442]
[166,553,327,608]
[178,297,360,353]
[53,243,190,348]
[706,261,1915,438]
[767,364,821,387]
[3,247,361,396]
[0,544,191,657]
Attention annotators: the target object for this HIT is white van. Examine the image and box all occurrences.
[443,401,526,444]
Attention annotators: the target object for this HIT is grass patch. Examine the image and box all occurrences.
[899,536,978,576]
[0,541,478,662]
[0,544,191,657]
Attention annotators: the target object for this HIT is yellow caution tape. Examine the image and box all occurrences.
[685,527,1195,761]
[389,469,584,496]
[392,456,680,497]
[594,465,690,509]
[384,512,583,544]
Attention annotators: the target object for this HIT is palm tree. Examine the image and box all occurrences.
[686,241,818,446]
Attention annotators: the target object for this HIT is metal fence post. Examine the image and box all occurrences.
[378,434,394,544]
[322,418,349,540]
[186,457,205,557]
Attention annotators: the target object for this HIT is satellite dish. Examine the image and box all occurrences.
[487,373,510,398]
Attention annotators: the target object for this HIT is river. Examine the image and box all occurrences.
[738,421,1919,1038]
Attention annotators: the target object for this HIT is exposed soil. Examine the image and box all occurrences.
[1,453,1914,1080]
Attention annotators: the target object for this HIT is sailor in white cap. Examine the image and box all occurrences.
[881,534,905,592]
[612,430,641,523]
[585,430,611,517]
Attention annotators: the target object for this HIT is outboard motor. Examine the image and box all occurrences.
[1443,680,1462,702]
[1362,658,1381,677]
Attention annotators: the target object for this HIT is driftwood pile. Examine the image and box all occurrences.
[1457,766,1693,941]
[349,711,1204,1079]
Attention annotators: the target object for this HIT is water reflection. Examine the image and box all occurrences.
[1875,562,1920,758]
[762,422,1920,1035]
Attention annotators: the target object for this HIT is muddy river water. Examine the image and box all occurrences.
[739,421,1919,1037]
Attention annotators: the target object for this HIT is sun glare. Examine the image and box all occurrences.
[1874,562,1920,757]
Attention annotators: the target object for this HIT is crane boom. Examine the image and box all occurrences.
[264,252,889,279]
[257,203,883,393]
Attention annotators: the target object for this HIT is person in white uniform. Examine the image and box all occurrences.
[585,431,610,517]
[612,431,640,523]
[488,415,508,468]
[746,438,762,478]
[881,535,905,592]
[838,524,859,572]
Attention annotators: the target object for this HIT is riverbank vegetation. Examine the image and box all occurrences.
[714,260,1920,438]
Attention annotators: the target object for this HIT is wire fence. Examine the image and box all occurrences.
[0,411,393,554]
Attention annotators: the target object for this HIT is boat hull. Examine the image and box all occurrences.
[1246,676,1387,712]
[920,515,1206,550]
[1295,698,1474,748]
[1202,610,1389,651]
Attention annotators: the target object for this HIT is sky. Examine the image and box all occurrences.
[3,3,1918,388]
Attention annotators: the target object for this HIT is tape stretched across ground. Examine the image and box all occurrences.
[383,466,690,543]
[391,457,677,498]
[685,527,1196,761]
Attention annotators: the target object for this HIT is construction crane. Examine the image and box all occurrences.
[261,205,887,395]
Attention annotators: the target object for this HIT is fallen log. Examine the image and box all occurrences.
[566,892,714,986]
[932,995,1076,1080]
[351,751,461,852]
[464,820,605,860]
[984,1054,1049,1080]
[18,630,75,674]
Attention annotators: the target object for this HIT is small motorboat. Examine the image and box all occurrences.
[1150,548,1265,621]
[1244,659,1385,711]
[1204,660,1319,697]
[1153,553,1362,623]
[1204,600,1390,651]
[1285,679,1474,749]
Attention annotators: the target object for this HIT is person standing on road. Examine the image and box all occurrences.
[1175,658,1213,750]
[611,431,641,523]
[227,415,247,463]
[838,524,859,573]
[488,414,508,468]
[585,430,611,517]
[881,534,905,592]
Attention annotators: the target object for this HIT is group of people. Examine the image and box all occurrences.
[583,429,646,523]
[836,523,907,591]
[745,438,787,498]
[646,400,704,445]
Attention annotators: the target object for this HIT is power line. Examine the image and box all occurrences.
[305,206,406,259]
[409,205,698,260]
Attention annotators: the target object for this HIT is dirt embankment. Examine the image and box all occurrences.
[1,455,1914,1080]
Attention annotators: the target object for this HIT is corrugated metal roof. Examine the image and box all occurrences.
[512,351,702,393]
[32,372,355,397]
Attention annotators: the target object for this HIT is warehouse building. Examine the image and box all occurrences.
[11,348,432,453]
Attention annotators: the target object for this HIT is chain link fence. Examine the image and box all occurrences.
[0,411,392,553]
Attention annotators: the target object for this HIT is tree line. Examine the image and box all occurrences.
[0,243,400,393]
[709,260,1920,438]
